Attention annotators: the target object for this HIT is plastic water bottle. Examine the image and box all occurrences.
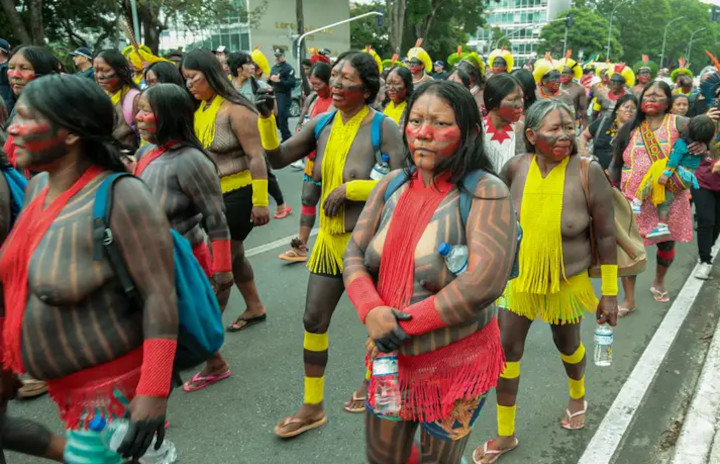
[372,354,401,417]
[593,324,614,367]
[89,417,178,464]
[369,154,391,180]
[438,242,468,275]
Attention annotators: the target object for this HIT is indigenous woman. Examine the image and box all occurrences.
[511,69,538,111]
[133,83,235,392]
[456,55,486,114]
[180,50,270,390]
[609,81,712,312]
[476,99,618,463]
[558,53,588,128]
[482,74,525,172]
[488,48,513,75]
[383,66,413,126]
[227,51,292,220]
[280,61,335,262]
[533,56,575,112]
[579,94,638,169]
[594,63,634,121]
[2,74,178,463]
[144,61,184,87]
[256,52,404,437]
[94,49,141,153]
[406,40,433,86]
[670,94,690,116]
[345,80,514,464]
[671,59,695,96]
[632,55,658,96]
[448,68,472,91]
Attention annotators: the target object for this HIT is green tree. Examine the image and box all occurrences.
[350,2,391,58]
[538,8,621,61]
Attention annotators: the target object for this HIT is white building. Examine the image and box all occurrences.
[469,0,572,66]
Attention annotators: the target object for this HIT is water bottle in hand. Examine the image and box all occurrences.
[438,242,468,275]
[90,416,178,464]
[372,354,401,417]
[593,323,613,367]
[369,154,391,180]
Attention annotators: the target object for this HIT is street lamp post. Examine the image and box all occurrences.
[129,0,141,43]
[660,16,686,69]
[686,27,707,61]
[606,0,630,60]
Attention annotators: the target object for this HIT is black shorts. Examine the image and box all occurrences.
[223,186,254,241]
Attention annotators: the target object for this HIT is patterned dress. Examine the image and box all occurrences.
[620,113,693,245]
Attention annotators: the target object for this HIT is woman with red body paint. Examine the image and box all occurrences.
[482,74,525,172]
[344,80,515,464]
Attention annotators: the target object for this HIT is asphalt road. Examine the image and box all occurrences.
[6,127,718,463]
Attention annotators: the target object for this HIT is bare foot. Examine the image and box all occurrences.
[560,397,587,430]
[472,436,519,464]
[344,381,368,413]
[274,403,327,438]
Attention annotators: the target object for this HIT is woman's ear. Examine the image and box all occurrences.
[525,128,536,147]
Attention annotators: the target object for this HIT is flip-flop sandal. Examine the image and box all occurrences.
[16,379,48,399]
[227,314,267,332]
[618,305,637,318]
[274,206,293,219]
[473,438,519,464]
[650,286,670,303]
[343,392,367,413]
[183,370,232,393]
[279,247,307,263]
[274,415,328,439]
[561,400,588,430]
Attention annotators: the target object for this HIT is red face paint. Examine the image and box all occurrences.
[331,82,365,109]
[535,134,573,161]
[544,82,560,93]
[386,85,407,103]
[492,65,508,74]
[136,111,158,133]
[560,74,573,84]
[96,72,120,90]
[638,74,651,84]
[406,122,462,169]
[641,101,665,113]
[498,103,524,123]
[9,119,67,167]
[409,64,424,75]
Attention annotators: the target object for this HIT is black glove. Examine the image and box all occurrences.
[255,88,275,119]
[374,310,412,353]
[117,396,167,460]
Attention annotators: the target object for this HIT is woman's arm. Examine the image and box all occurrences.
[257,113,318,169]
[578,126,593,155]
[399,176,517,336]
[296,93,315,131]
[514,120,525,155]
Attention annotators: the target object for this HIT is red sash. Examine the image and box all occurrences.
[134,144,176,177]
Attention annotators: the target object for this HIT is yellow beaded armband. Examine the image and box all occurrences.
[346,180,378,202]
[257,114,280,151]
[600,264,618,296]
[251,179,269,207]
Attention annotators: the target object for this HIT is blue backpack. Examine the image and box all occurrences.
[314,110,387,163]
[2,166,27,227]
[92,173,224,372]
[384,168,522,280]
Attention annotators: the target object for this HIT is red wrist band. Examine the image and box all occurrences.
[136,338,177,397]
[346,276,385,323]
[301,205,317,216]
[211,240,232,273]
[399,296,446,336]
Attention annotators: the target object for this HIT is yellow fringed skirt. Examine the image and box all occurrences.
[307,229,352,276]
[505,272,598,325]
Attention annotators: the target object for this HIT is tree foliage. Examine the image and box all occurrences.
[350,2,391,58]
[538,8,621,61]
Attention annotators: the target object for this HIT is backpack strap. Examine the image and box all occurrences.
[383,168,414,203]
[371,111,386,160]
[92,172,142,307]
[121,88,140,129]
[314,110,337,140]
[458,170,486,225]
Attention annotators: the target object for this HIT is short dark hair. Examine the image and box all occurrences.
[302,58,311,67]
[145,61,184,87]
[449,68,471,89]
[484,73,522,111]
[227,51,253,78]
[456,60,484,89]
[333,52,380,104]
[309,61,331,84]
[686,114,716,145]
[95,49,138,90]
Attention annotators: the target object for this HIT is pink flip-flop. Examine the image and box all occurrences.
[274,206,293,219]
[650,286,670,303]
[183,370,231,393]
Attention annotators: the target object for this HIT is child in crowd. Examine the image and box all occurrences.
[633,115,716,240]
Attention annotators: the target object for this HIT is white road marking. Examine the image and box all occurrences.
[245,229,319,258]
[578,247,718,464]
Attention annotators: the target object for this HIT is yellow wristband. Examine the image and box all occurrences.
[600,264,618,296]
[346,180,378,202]
[257,114,280,151]
[251,179,269,207]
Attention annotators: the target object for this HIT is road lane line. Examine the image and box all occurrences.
[578,247,718,464]
[245,229,319,258]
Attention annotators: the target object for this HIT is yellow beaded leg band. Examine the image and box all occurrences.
[500,361,520,379]
[346,180,378,202]
[257,114,280,151]
[497,405,517,437]
[304,331,329,352]
[569,375,586,400]
[601,264,619,296]
[251,179,269,207]
[304,376,324,404]
[560,343,586,365]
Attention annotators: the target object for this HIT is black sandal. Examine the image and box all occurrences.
[227,314,267,332]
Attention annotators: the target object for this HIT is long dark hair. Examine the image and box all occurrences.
[387,66,414,100]
[95,49,139,90]
[457,60,484,90]
[9,46,57,78]
[145,61,184,87]
[310,62,332,84]
[612,81,672,167]
[511,69,537,110]
[21,74,127,172]
[402,80,494,184]
[181,49,256,111]
[143,83,206,152]
[338,52,381,104]
[609,93,638,125]
[484,73,522,111]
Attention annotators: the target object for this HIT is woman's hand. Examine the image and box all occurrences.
[706,107,720,123]
[117,396,167,460]
[712,160,720,174]
[365,306,412,353]
[212,271,234,294]
[688,141,709,156]
[365,338,380,362]
[658,174,669,185]
[323,184,347,217]
[251,206,270,226]
[596,295,618,327]
[255,89,275,119]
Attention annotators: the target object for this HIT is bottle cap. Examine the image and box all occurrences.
[88,415,108,432]
[437,242,451,256]
[381,154,390,162]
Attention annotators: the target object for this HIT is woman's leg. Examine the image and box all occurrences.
[712,189,720,246]
[366,411,419,464]
[2,416,65,462]
[279,181,321,262]
[265,158,288,214]
[550,322,586,429]
[229,239,266,321]
[653,241,676,293]
[420,429,472,464]
[692,187,715,264]
[620,275,636,310]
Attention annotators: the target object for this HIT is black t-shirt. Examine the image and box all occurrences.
[589,116,614,170]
